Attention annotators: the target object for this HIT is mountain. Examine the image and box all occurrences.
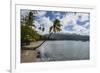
[43,33,89,41]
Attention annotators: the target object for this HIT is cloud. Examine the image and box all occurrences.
[20,9,29,17]
[60,12,77,26]
[36,11,47,17]
[73,24,89,35]
[76,13,89,21]
[33,11,90,35]
[60,12,89,35]
[35,16,53,35]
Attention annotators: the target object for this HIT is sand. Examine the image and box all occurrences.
[21,41,43,63]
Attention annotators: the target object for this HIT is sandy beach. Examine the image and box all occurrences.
[21,41,43,63]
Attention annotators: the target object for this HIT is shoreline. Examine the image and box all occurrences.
[21,50,41,63]
[21,40,89,63]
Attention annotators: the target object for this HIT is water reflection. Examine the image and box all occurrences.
[37,40,89,61]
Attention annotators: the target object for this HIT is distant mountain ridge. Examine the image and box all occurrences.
[43,33,89,41]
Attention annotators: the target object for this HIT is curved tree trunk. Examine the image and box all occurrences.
[35,33,52,49]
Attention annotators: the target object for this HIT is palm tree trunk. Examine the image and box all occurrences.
[35,33,52,49]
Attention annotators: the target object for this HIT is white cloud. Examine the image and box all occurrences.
[75,13,89,21]
[61,13,77,26]
[56,16,60,20]
[34,11,89,35]
[74,13,89,35]
[82,22,90,29]
[35,16,53,35]
[73,24,89,35]
[20,9,29,17]
[36,11,47,17]
[60,12,89,35]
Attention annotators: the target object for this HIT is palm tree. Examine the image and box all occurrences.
[26,10,38,28]
[35,19,62,49]
[49,19,62,33]
[21,10,38,45]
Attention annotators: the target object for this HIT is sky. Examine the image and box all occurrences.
[21,9,90,35]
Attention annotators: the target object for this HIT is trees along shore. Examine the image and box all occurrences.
[21,10,62,50]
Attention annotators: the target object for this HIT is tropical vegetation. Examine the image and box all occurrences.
[21,10,62,49]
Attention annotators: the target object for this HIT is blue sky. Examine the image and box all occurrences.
[21,9,90,35]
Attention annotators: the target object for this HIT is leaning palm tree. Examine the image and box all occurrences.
[49,19,62,33]
[35,19,62,49]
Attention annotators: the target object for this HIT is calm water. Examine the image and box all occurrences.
[37,41,89,62]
